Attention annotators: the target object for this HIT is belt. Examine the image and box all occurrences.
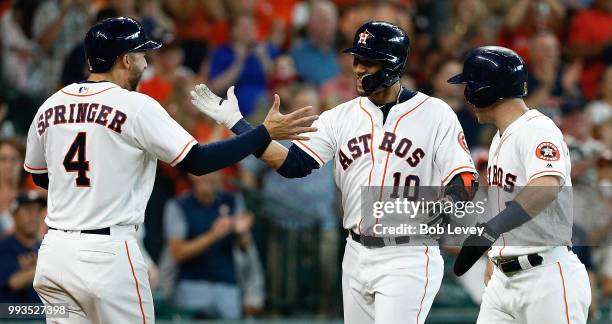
[494,253,543,274]
[493,247,572,274]
[350,230,410,247]
[48,226,110,235]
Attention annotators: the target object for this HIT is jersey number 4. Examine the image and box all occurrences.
[63,132,90,187]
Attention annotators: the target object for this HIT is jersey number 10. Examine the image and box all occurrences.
[63,132,91,187]
[390,172,420,200]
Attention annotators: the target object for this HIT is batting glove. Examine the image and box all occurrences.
[453,223,499,276]
[190,84,244,129]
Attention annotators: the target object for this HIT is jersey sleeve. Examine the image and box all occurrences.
[292,110,336,167]
[520,128,568,184]
[434,107,477,185]
[131,96,196,166]
[24,117,48,174]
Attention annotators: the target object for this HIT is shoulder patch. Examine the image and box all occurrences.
[458,131,470,154]
[535,142,560,161]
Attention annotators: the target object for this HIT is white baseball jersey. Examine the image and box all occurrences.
[293,92,476,230]
[24,81,196,230]
[486,109,573,258]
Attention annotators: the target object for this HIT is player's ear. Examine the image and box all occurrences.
[119,54,130,69]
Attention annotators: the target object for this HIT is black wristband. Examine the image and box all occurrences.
[231,118,254,135]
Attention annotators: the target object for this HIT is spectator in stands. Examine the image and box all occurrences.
[430,60,465,109]
[320,50,357,110]
[32,0,90,94]
[241,84,339,316]
[139,42,191,105]
[139,0,175,44]
[0,192,45,303]
[338,1,412,49]
[0,0,43,94]
[588,65,612,149]
[0,139,26,237]
[561,100,606,185]
[164,171,254,319]
[498,0,565,61]
[209,12,278,118]
[164,0,227,72]
[596,154,612,303]
[431,60,483,148]
[447,0,494,46]
[574,151,612,319]
[226,0,291,48]
[290,0,339,87]
[250,54,300,123]
[567,0,612,99]
[526,32,582,116]
[164,75,241,193]
[0,99,15,139]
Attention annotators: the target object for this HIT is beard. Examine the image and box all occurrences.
[127,67,143,91]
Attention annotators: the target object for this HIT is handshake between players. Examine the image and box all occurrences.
[190,84,318,142]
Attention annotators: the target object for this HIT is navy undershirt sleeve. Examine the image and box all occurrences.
[276,144,320,178]
[231,119,268,157]
[31,173,49,190]
[486,201,532,234]
[177,125,271,176]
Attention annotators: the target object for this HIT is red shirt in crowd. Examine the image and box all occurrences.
[568,8,612,99]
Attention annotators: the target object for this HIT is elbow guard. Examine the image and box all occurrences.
[445,172,478,202]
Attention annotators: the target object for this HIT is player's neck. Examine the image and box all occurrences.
[88,72,126,89]
[368,83,401,106]
[492,99,529,135]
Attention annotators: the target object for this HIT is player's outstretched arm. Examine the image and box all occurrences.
[190,84,318,171]
[179,86,317,176]
[454,175,560,276]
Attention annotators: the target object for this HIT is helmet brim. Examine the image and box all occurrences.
[343,46,398,63]
[130,40,162,53]
[447,74,466,84]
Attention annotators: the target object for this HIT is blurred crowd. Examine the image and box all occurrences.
[0,0,610,320]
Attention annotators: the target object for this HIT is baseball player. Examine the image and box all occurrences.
[448,46,591,323]
[24,17,316,323]
[190,21,478,324]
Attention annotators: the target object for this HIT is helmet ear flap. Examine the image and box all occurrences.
[362,66,400,95]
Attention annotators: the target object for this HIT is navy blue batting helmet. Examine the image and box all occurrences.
[84,17,161,73]
[343,21,410,94]
[448,46,528,108]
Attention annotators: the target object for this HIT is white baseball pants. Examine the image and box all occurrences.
[34,225,154,324]
[341,236,443,324]
[477,247,591,324]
